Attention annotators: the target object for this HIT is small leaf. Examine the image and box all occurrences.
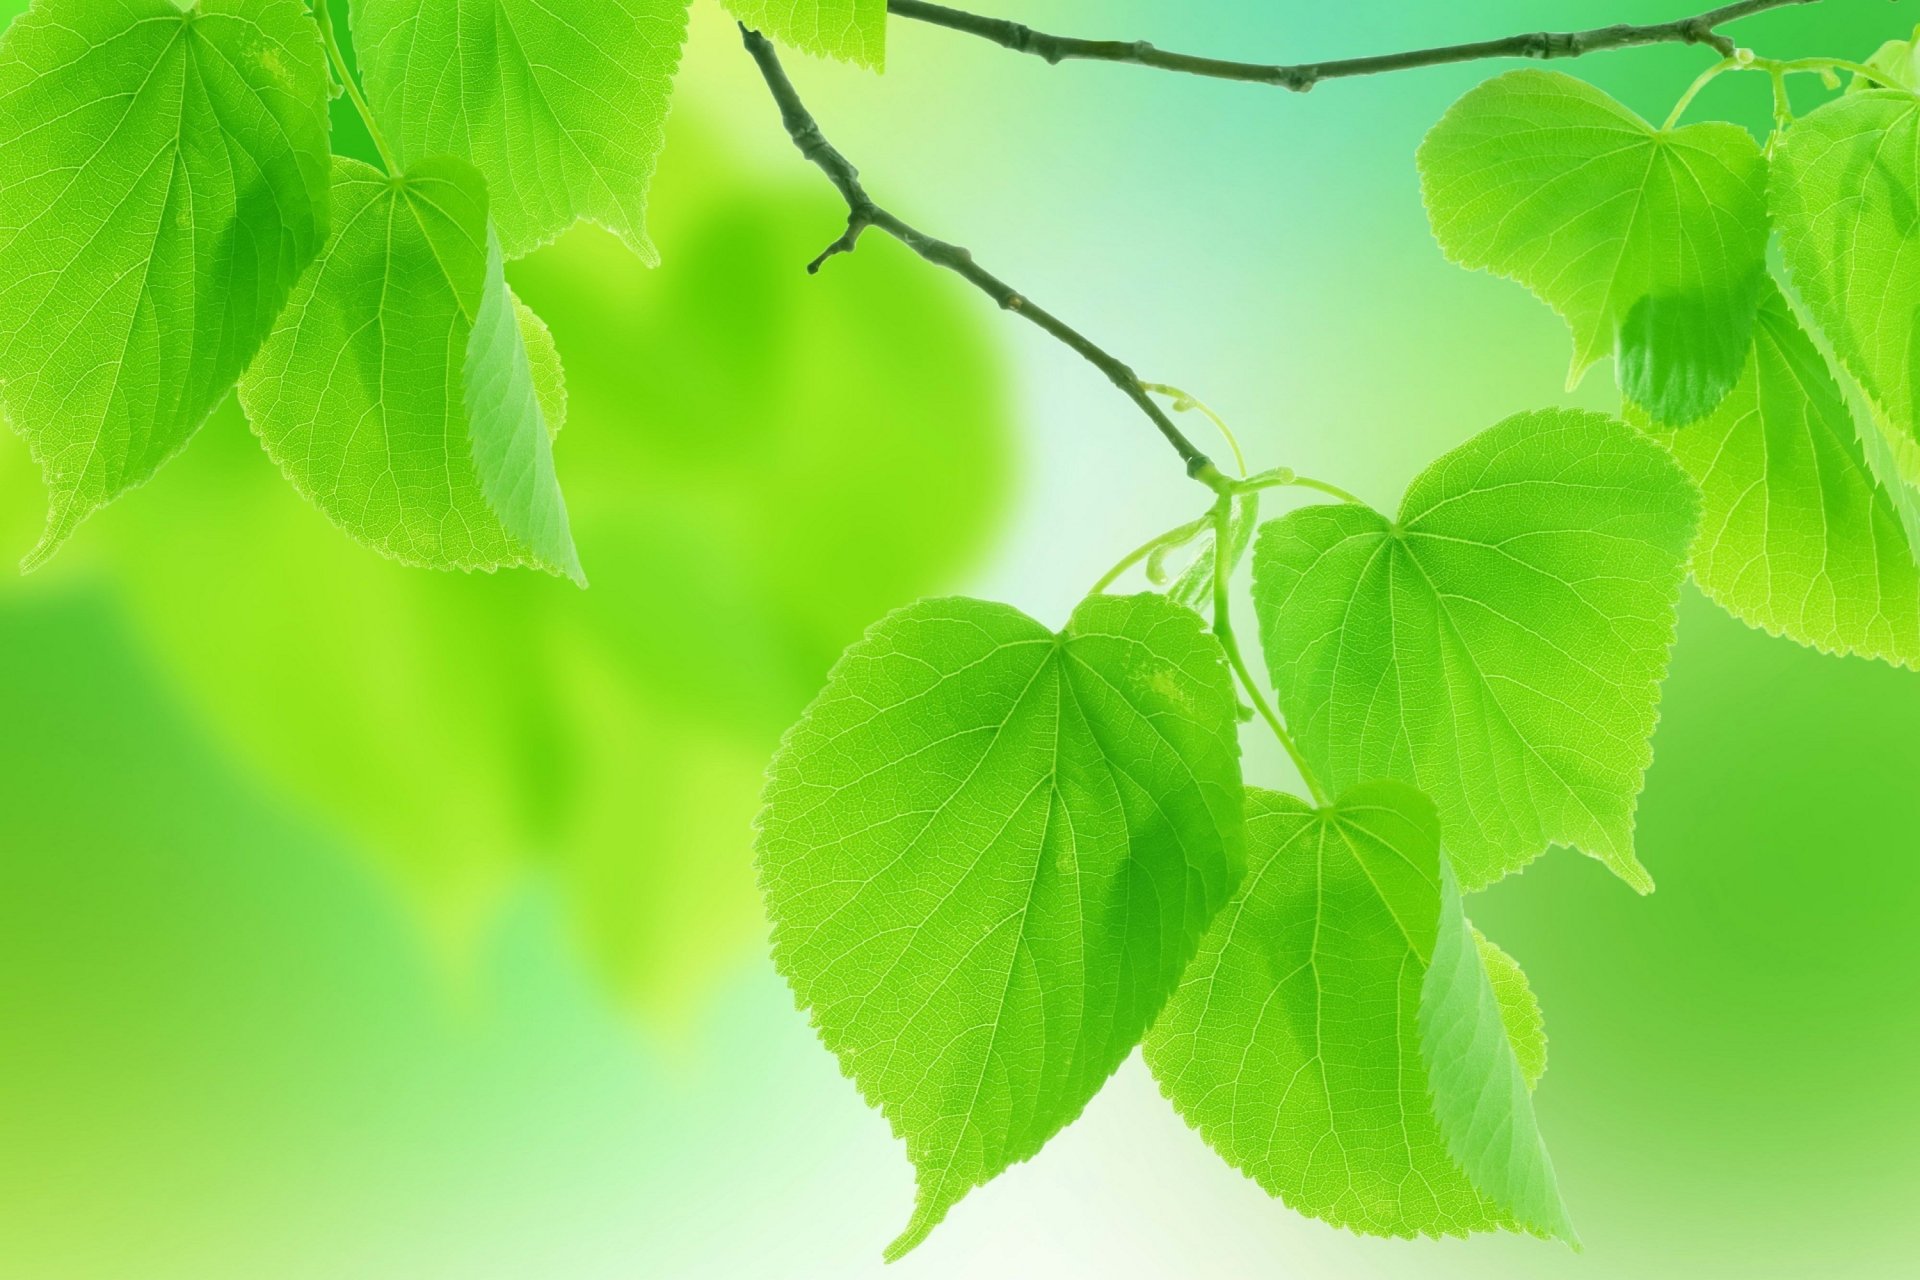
[0,0,330,567]
[350,0,693,260]
[1168,493,1257,614]
[1635,285,1920,667]
[1144,782,1571,1240]
[1420,69,1768,426]
[1773,91,1920,486]
[1252,409,1700,892]
[1848,24,1920,93]
[758,593,1246,1258]
[1422,857,1577,1243]
[725,0,885,69]
[239,158,581,582]
[1475,927,1547,1090]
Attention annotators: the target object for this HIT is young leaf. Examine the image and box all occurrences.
[1850,24,1920,93]
[1251,409,1700,893]
[725,0,885,69]
[350,0,692,260]
[1419,69,1768,427]
[1143,783,1572,1241]
[238,157,582,583]
[1772,91,1920,484]
[1422,855,1576,1243]
[1476,927,1547,1090]
[1636,286,1920,667]
[757,593,1246,1258]
[0,0,330,567]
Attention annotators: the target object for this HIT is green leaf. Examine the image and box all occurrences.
[724,0,885,69]
[238,157,583,583]
[1144,782,1572,1240]
[1772,90,1920,486]
[1168,493,1257,615]
[1252,408,1700,893]
[757,593,1246,1259]
[1419,69,1768,426]
[0,0,330,568]
[1850,24,1920,93]
[1635,285,1920,667]
[350,0,692,260]
[1422,855,1577,1243]
[1476,927,1547,1090]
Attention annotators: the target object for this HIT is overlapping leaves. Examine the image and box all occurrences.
[1253,409,1700,892]
[1144,783,1571,1241]
[1424,66,1920,673]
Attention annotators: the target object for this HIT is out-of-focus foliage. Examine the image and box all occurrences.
[0,111,1010,1025]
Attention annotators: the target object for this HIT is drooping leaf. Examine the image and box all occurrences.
[0,0,330,567]
[350,0,692,260]
[1476,927,1547,1090]
[1419,69,1768,426]
[1422,856,1576,1243]
[1252,408,1700,893]
[725,0,885,68]
[1636,286,1920,667]
[1144,783,1571,1240]
[1772,90,1920,485]
[758,593,1245,1259]
[238,157,582,583]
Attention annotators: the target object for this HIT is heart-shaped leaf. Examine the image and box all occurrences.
[1420,69,1768,426]
[0,0,330,567]
[1145,782,1572,1241]
[758,593,1246,1258]
[239,157,583,583]
[1252,409,1700,892]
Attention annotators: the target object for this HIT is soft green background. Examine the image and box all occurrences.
[1,1,1917,1276]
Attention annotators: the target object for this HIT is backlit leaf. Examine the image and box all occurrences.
[1252,409,1700,892]
[758,593,1245,1258]
[238,157,583,583]
[350,0,693,259]
[1144,782,1571,1240]
[724,0,885,69]
[1772,90,1920,485]
[1636,286,1920,667]
[0,0,330,567]
[1420,69,1768,426]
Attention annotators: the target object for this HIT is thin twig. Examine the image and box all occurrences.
[739,24,1228,489]
[887,0,1822,91]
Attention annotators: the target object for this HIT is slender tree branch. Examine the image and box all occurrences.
[739,24,1228,489]
[887,0,1823,90]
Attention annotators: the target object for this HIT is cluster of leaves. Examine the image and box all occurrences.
[753,24,1920,1262]
[0,0,887,575]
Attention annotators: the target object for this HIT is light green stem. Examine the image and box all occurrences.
[315,0,399,174]
[1144,383,1249,477]
[1208,496,1328,805]
[1091,514,1210,595]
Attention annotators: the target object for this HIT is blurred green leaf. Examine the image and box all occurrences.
[10,113,1010,1026]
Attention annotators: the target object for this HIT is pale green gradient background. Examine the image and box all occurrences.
[1,1,1918,1276]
